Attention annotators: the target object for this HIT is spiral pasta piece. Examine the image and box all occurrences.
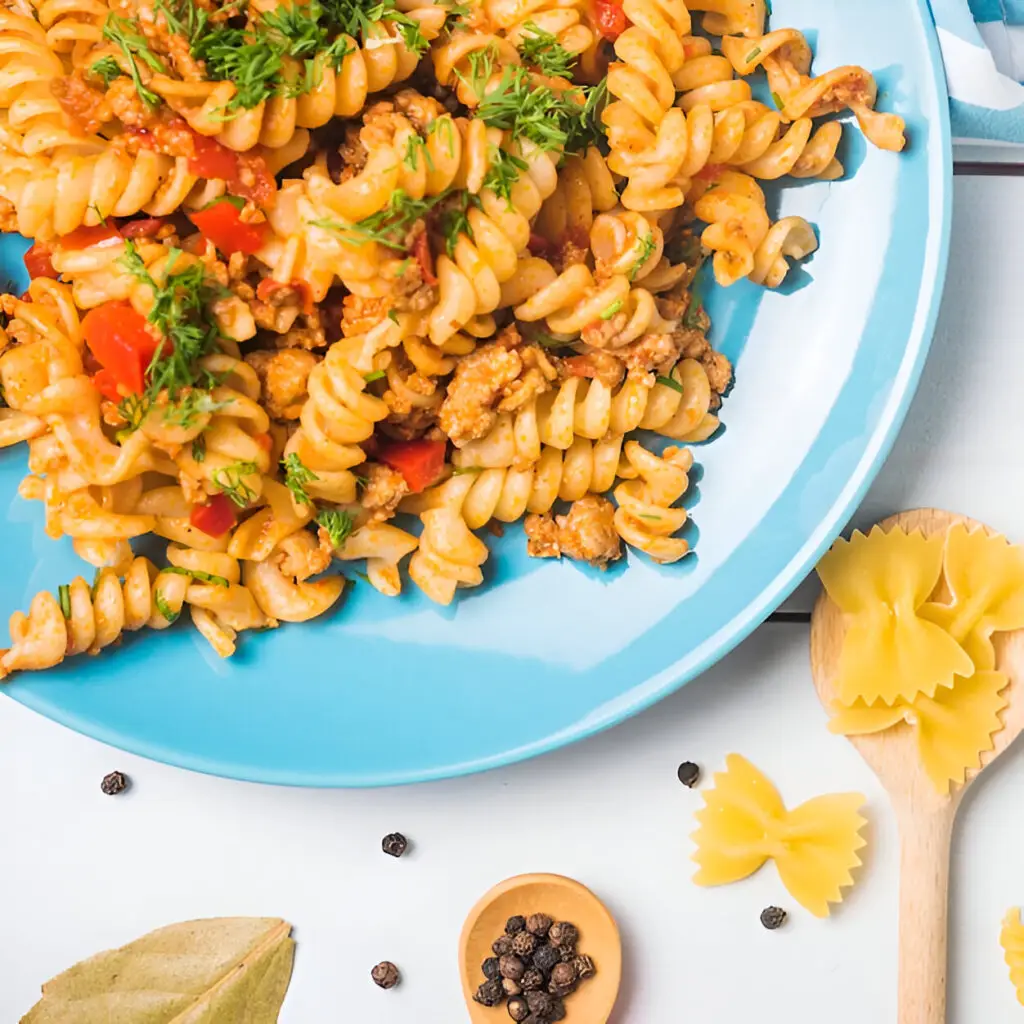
[721,30,906,152]
[333,522,419,597]
[0,11,102,157]
[282,330,392,505]
[613,440,693,563]
[601,0,693,209]
[408,473,490,605]
[685,0,766,37]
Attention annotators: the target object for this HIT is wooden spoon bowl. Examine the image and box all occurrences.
[459,873,621,1023]
[810,508,1024,1024]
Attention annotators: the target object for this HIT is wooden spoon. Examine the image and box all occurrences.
[459,873,621,1023]
[810,508,1024,1024]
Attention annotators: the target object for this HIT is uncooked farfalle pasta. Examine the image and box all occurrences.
[0,0,905,673]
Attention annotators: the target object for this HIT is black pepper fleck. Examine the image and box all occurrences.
[499,954,525,981]
[677,760,701,787]
[525,990,553,1017]
[507,994,530,1021]
[526,913,552,937]
[370,961,400,989]
[505,915,527,935]
[100,771,129,796]
[573,954,596,980]
[760,906,787,930]
[547,922,577,949]
[381,832,408,858]
[512,930,537,957]
[520,968,544,991]
[532,944,560,974]
[474,979,505,1007]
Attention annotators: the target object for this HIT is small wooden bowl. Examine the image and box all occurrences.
[459,873,621,1023]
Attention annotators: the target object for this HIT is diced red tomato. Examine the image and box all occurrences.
[120,217,167,239]
[23,242,58,279]
[57,224,122,250]
[377,438,447,493]
[595,0,628,40]
[188,133,240,182]
[90,368,122,402]
[82,301,163,396]
[189,199,268,255]
[256,277,314,315]
[254,431,273,452]
[189,492,237,537]
[412,231,437,286]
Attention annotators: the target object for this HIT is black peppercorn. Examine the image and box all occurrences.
[493,936,514,957]
[677,760,701,787]
[548,979,573,999]
[499,954,525,982]
[526,912,552,937]
[482,957,501,981]
[551,961,576,988]
[381,832,408,858]
[506,915,527,935]
[547,922,577,949]
[474,979,505,1007]
[520,968,544,991]
[507,995,530,1022]
[532,944,560,974]
[572,954,596,980]
[558,946,576,963]
[100,771,129,795]
[512,930,537,957]
[547,995,567,1021]
[502,977,521,997]
[760,906,787,930]
[525,990,552,1017]
[370,961,400,989]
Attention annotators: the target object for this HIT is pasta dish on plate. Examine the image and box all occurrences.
[0,0,905,677]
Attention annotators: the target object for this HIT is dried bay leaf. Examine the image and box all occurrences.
[21,917,295,1023]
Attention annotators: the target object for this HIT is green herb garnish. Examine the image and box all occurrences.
[656,374,684,394]
[212,460,259,508]
[192,436,206,462]
[403,133,435,172]
[771,90,784,109]
[102,15,166,108]
[281,452,317,506]
[154,593,180,623]
[599,299,623,320]
[745,47,762,62]
[164,566,230,587]
[629,233,658,281]
[313,189,447,251]
[482,148,528,204]
[363,369,386,382]
[316,507,355,548]
[440,192,480,257]
[89,55,123,87]
[517,21,576,78]
[57,584,71,619]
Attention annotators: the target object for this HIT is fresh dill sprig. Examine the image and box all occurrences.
[517,22,576,78]
[655,373,684,394]
[312,190,448,251]
[440,192,480,257]
[115,241,229,431]
[629,233,658,281]
[212,460,259,508]
[57,584,71,619]
[88,55,124,87]
[316,507,355,549]
[482,148,528,204]
[564,78,608,153]
[102,14,166,108]
[282,452,318,506]
[403,133,435,172]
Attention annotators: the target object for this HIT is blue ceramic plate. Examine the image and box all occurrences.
[0,0,950,785]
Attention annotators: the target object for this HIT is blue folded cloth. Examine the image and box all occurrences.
[932,0,1024,141]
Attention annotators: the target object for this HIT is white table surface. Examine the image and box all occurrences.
[4,169,1024,1024]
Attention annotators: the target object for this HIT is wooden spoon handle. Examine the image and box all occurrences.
[896,806,956,1024]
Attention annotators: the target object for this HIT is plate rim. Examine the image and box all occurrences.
[2,0,953,787]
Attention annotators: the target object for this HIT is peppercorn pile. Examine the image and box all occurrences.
[473,914,596,1021]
